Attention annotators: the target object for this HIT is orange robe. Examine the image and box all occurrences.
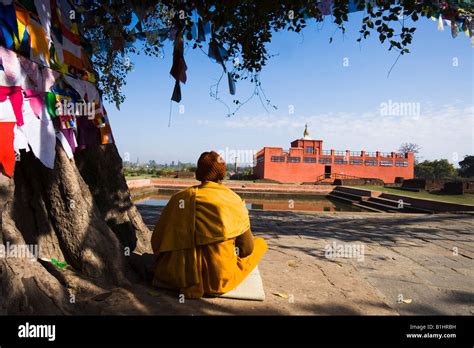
[151,181,267,298]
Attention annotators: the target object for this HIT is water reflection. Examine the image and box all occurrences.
[134,195,366,212]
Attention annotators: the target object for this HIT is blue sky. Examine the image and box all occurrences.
[105,13,473,166]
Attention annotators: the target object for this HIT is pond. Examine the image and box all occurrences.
[134,194,368,212]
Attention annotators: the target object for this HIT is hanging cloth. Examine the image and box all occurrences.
[0,86,24,125]
[227,72,236,95]
[13,124,29,154]
[53,116,77,154]
[15,7,32,56]
[0,2,18,49]
[28,18,50,64]
[170,31,187,103]
[0,121,16,177]
[197,18,206,42]
[0,46,28,87]
[76,116,99,150]
[99,123,114,144]
[171,80,181,103]
[23,89,45,118]
[56,130,74,159]
[34,0,52,46]
[438,15,444,31]
[45,91,59,119]
[60,127,76,153]
[0,46,58,90]
[20,97,56,169]
[170,32,187,83]
[0,94,16,122]
[208,42,227,71]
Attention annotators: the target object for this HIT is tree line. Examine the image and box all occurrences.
[399,143,473,180]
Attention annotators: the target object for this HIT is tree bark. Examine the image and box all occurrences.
[0,142,151,314]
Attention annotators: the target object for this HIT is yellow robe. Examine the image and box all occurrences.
[151,181,267,298]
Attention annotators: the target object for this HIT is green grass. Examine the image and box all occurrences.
[349,185,474,205]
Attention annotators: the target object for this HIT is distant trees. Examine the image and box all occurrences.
[123,161,197,177]
[458,155,474,178]
[413,155,474,180]
[401,143,473,180]
[415,159,456,179]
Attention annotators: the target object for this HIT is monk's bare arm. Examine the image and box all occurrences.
[235,229,254,257]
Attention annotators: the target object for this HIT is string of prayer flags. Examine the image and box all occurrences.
[0,0,97,83]
[0,46,60,90]
[0,0,115,178]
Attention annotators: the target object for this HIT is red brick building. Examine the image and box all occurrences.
[253,126,414,183]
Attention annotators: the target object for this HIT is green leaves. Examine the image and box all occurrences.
[78,0,464,107]
[51,259,68,269]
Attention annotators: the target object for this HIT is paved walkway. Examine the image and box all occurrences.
[95,207,473,315]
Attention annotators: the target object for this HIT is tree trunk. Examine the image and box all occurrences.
[0,142,151,314]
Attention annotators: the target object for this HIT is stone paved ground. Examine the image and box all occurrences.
[98,207,473,315]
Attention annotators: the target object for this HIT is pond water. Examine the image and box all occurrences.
[134,195,367,212]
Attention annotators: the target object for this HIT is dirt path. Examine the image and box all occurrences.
[80,208,473,315]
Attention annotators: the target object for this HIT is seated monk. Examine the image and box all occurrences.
[151,151,267,298]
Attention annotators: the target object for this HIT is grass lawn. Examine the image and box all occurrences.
[350,185,474,205]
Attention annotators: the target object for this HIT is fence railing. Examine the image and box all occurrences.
[315,173,361,182]
[267,150,410,160]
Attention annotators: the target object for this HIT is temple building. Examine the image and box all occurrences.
[253,125,414,183]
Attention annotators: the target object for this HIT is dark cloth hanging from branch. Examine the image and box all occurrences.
[170,32,187,83]
[170,31,186,103]
[171,80,181,103]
